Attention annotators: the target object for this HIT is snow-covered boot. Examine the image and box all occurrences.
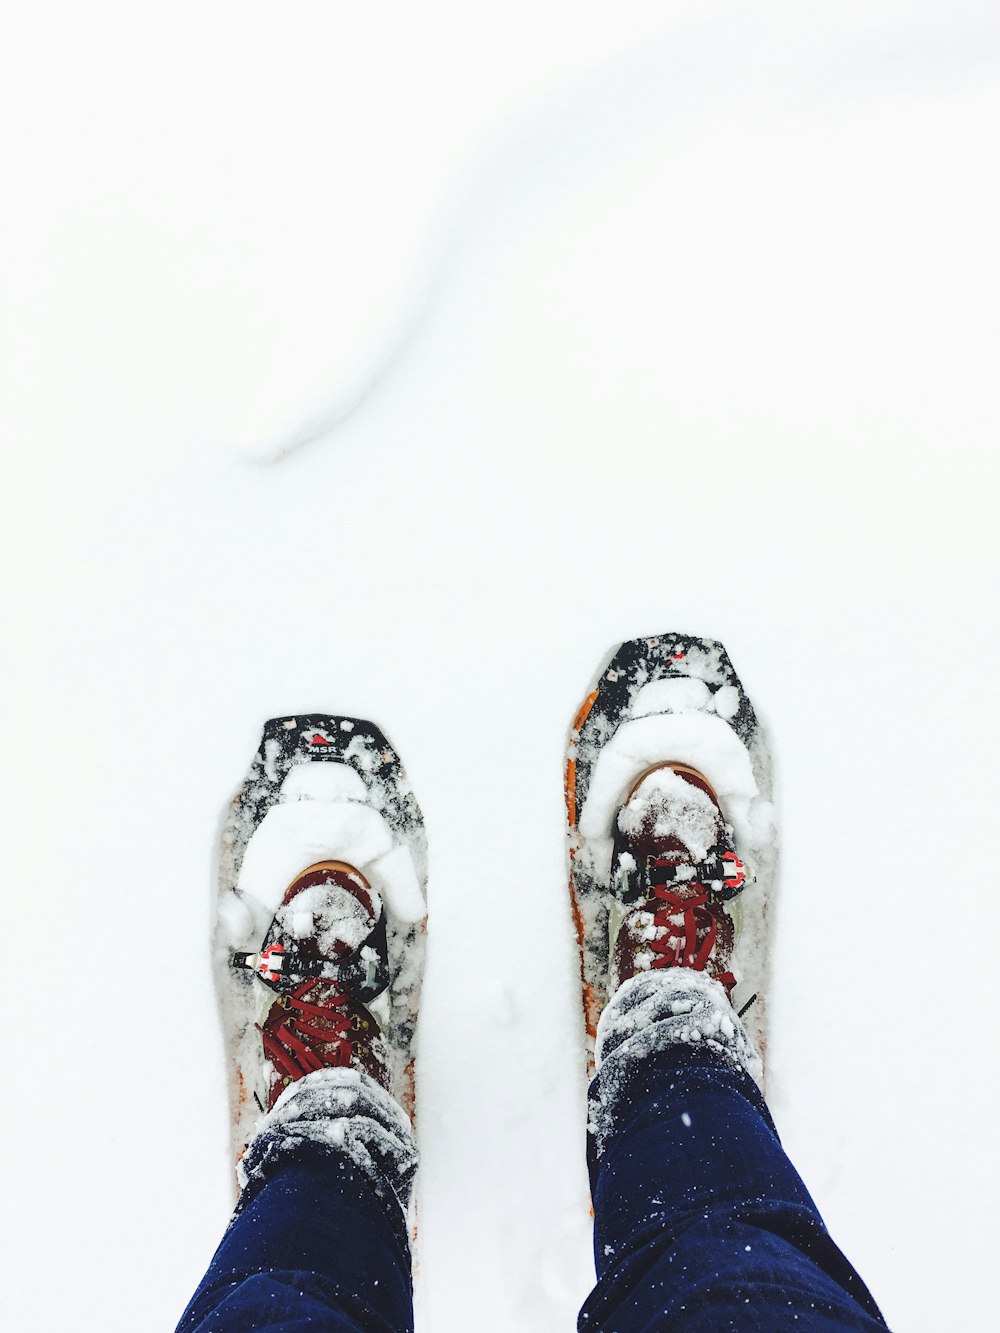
[565,634,776,1080]
[215,716,427,1170]
[609,763,743,995]
[237,860,394,1108]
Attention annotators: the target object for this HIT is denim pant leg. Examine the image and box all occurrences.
[177,1068,416,1333]
[177,1151,414,1333]
[580,1045,888,1332]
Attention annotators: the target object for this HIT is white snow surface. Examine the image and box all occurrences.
[3,5,999,1331]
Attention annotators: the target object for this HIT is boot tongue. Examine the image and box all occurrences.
[617,766,723,865]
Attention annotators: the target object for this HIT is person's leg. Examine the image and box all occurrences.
[579,972,887,1332]
[177,1068,417,1333]
[565,638,889,1329]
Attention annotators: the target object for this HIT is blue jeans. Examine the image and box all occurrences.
[177,1048,886,1332]
[176,1147,414,1333]
[581,1046,886,1330]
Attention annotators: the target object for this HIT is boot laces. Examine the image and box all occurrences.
[644,880,736,996]
[257,978,358,1084]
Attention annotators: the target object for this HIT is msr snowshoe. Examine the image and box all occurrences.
[215,715,427,1169]
[565,634,776,1079]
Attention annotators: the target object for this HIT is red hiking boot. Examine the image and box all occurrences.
[610,764,743,996]
[239,860,392,1110]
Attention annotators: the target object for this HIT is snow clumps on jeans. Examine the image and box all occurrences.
[238,1067,418,1218]
[590,970,763,1155]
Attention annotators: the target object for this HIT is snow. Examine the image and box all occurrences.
[579,710,768,850]
[629,677,712,718]
[617,767,722,861]
[280,760,369,803]
[370,842,429,926]
[3,4,999,1331]
[280,881,375,954]
[233,799,408,927]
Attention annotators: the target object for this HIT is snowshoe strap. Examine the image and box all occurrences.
[232,910,389,1002]
[644,844,749,901]
[233,941,380,990]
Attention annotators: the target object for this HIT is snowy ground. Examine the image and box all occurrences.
[3,3,999,1329]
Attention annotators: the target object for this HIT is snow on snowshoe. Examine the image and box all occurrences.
[565,634,776,1079]
[215,715,427,1170]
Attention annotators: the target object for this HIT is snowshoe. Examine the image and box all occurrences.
[215,715,427,1169]
[565,634,776,1079]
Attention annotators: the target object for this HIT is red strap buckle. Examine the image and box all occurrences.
[256,943,286,982]
[721,850,746,890]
